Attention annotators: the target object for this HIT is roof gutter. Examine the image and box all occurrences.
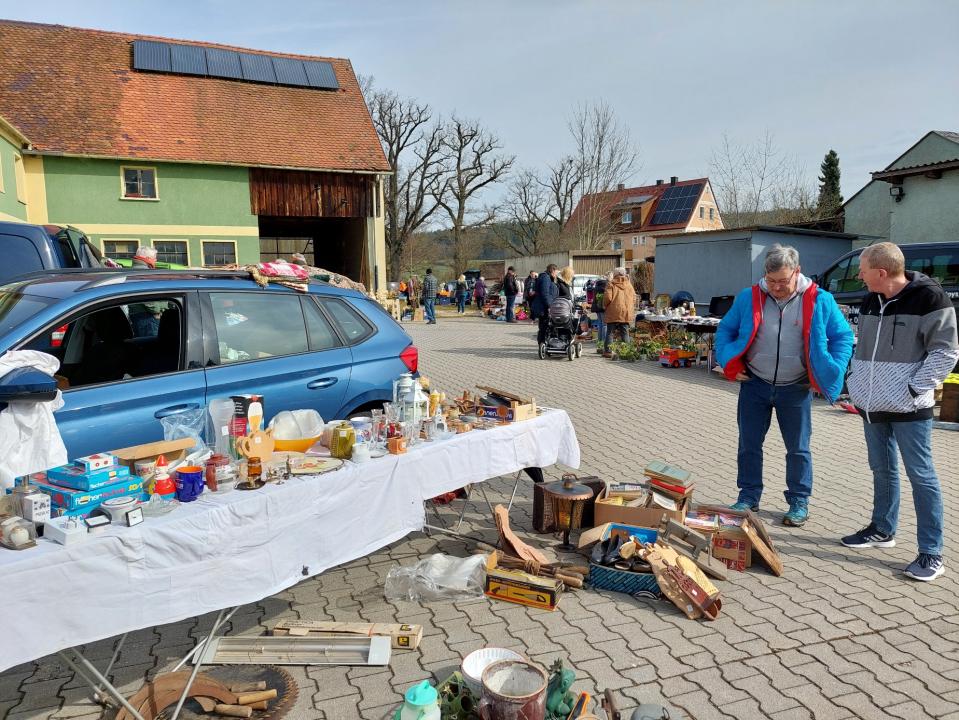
[20,148,392,176]
[0,115,32,149]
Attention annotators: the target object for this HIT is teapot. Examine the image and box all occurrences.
[395,681,440,720]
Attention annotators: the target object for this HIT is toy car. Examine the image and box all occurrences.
[659,348,697,368]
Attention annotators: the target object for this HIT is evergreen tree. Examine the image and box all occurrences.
[817,149,843,217]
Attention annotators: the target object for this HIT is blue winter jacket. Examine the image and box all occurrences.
[531,273,559,318]
[715,281,854,403]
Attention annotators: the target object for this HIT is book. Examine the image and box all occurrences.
[649,477,695,497]
[643,460,692,487]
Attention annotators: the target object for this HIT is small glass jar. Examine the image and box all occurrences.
[246,457,262,484]
[205,453,231,492]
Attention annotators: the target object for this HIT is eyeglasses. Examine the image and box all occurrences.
[765,269,797,287]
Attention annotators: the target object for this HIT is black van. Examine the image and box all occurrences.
[815,242,959,327]
[0,221,104,284]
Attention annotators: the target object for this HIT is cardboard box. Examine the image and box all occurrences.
[110,437,194,474]
[272,620,423,650]
[74,453,118,473]
[484,567,562,611]
[592,483,689,529]
[46,463,131,491]
[712,534,751,571]
[577,522,658,551]
[693,504,783,576]
[475,401,537,423]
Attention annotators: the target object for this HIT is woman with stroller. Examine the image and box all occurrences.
[455,275,468,314]
[557,266,574,300]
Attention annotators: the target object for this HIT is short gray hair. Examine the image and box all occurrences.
[135,246,157,260]
[764,244,799,274]
[612,266,628,277]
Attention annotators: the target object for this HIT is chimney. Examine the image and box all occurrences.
[670,176,678,185]
[655,179,663,186]
[617,183,625,191]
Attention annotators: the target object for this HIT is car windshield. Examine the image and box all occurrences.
[0,287,56,338]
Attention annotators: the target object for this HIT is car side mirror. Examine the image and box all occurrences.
[0,368,59,407]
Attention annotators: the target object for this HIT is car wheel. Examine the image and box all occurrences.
[538,343,547,359]
[672,360,680,368]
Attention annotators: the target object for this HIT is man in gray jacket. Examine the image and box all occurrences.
[842,242,959,581]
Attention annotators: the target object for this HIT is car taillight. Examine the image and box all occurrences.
[399,345,418,373]
[51,324,68,348]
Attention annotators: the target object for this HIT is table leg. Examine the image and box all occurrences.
[169,607,229,720]
[171,605,242,672]
[58,650,147,720]
[92,631,127,704]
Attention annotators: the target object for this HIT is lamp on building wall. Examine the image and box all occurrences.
[889,185,904,202]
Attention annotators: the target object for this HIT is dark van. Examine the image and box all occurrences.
[0,221,104,284]
[815,241,959,327]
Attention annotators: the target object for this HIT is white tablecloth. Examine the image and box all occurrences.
[0,408,579,672]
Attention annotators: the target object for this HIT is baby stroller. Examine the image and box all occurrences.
[539,296,583,360]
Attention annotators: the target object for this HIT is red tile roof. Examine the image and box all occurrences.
[0,20,389,173]
[567,178,710,233]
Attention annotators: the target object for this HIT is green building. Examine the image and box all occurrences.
[0,19,390,290]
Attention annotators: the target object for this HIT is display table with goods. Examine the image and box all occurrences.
[0,374,578,719]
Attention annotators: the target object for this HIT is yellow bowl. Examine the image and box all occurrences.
[273,436,321,453]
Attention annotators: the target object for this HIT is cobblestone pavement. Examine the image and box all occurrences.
[3,315,959,720]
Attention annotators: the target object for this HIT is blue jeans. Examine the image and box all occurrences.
[457,295,466,313]
[505,294,516,321]
[595,311,605,342]
[736,377,812,506]
[423,298,436,323]
[863,419,943,555]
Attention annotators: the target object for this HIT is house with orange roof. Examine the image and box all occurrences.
[566,176,724,268]
[0,20,390,290]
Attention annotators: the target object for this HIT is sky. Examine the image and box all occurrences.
[4,1,958,201]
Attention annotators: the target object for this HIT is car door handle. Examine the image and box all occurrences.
[154,403,201,419]
[307,377,338,390]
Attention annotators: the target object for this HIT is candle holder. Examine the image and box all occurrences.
[542,473,593,551]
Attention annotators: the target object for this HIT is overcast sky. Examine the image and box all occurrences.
[6,1,958,200]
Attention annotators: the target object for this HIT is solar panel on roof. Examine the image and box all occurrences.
[170,44,207,76]
[133,40,172,73]
[205,47,243,79]
[272,56,310,87]
[650,183,704,225]
[239,52,277,84]
[303,60,339,89]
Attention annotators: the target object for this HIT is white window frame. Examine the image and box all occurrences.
[201,239,238,267]
[621,211,632,224]
[632,236,639,245]
[611,240,622,251]
[709,208,715,221]
[699,206,704,219]
[101,238,141,261]
[14,154,26,204]
[120,165,159,201]
[640,237,647,246]
[151,239,191,266]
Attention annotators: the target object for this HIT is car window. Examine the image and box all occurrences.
[21,297,184,389]
[53,230,80,268]
[839,253,865,293]
[210,292,308,364]
[0,236,45,284]
[0,288,56,336]
[820,257,850,294]
[302,297,341,351]
[904,248,959,286]
[319,297,374,344]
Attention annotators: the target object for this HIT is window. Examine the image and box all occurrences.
[699,206,704,219]
[632,236,639,246]
[121,166,157,199]
[621,211,632,224]
[14,154,26,204]
[319,298,374,344]
[709,208,715,221]
[611,240,622,251]
[103,240,139,261]
[904,248,959,286]
[821,257,852,293]
[202,241,237,266]
[210,292,309,364]
[303,297,341,351]
[153,240,189,266]
[640,237,647,245]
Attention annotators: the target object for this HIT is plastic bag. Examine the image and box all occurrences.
[384,553,487,603]
[160,407,208,452]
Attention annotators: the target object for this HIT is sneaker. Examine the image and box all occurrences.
[904,553,945,582]
[840,523,896,548]
[729,500,759,512]
[783,499,809,527]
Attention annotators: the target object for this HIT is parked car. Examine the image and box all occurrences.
[114,258,189,270]
[0,269,417,457]
[0,221,104,284]
[814,241,959,327]
[572,274,601,303]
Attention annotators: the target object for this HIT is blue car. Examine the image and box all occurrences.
[0,269,418,458]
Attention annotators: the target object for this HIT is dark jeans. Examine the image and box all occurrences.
[505,294,517,321]
[537,315,550,344]
[457,295,466,313]
[605,322,629,344]
[736,377,813,506]
[863,418,943,554]
[423,298,436,323]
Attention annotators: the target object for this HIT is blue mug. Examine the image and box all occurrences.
[174,466,204,502]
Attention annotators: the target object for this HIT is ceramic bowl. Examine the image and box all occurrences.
[461,647,525,697]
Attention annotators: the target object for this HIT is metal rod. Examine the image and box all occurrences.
[506,470,523,512]
[56,650,106,703]
[59,650,146,720]
[453,484,473,532]
[172,605,241,671]
[169,608,228,720]
[92,632,127,703]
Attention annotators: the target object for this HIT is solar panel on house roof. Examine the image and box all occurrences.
[170,44,207,76]
[203,47,243,79]
[650,183,704,225]
[272,56,310,87]
[133,40,172,73]
[239,52,277,84]
[303,60,339,89]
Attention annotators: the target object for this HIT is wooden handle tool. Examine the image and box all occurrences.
[214,704,253,718]
[229,681,266,693]
[236,689,277,705]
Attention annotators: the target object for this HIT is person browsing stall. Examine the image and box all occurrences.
[841,242,959,581]
[503,266,520,323]
[422,268,438,325]
[603,267,636,349]
[531,264,559,346]
[715,244,853,527]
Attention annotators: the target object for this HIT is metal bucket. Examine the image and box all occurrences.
[478,659,547,720]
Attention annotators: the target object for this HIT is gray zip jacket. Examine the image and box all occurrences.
[848,272,959,422]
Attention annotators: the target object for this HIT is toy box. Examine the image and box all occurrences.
[28,473,143,511]
[46,463,131,491]
[73,453,118,473]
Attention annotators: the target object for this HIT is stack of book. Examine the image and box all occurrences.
[644,459,695,502]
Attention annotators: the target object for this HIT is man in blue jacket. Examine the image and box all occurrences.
[531,264,559,346]
[715,245,854,526]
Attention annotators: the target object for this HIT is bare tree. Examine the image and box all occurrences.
[367,88,447,277]
[544,155,583,229]
[493,169,556,256]
[565,101,638,250]
[435,116,514,274]
[709,131,815,228]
